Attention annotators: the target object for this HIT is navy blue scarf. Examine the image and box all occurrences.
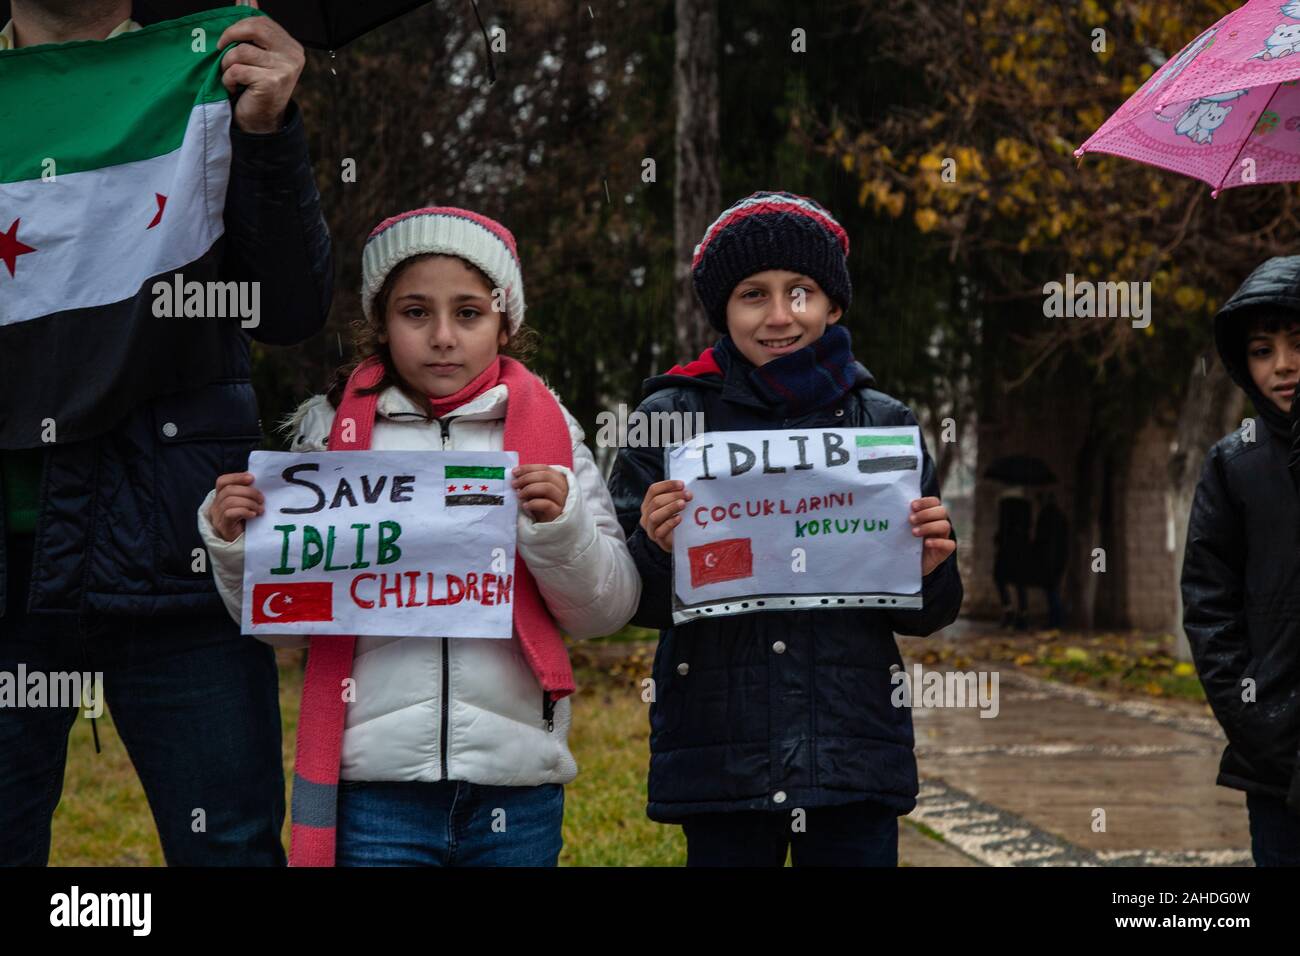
[714,324,859,418]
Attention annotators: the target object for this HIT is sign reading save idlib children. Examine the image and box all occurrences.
[666,427,924,624]
[241,450,519,638]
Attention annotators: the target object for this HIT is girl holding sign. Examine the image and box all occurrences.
[198,207,641,866]
[608,191,963,866]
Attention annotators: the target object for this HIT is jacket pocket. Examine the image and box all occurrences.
[151,382,262,580]
[650,629,692,742]
[821,659,915,749]
[1229,649,1300,781]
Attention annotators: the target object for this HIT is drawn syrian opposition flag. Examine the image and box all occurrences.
[444,465,506,506]
[855,433,919,474]
[0,8,264,448]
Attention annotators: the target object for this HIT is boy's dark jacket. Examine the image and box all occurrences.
[607,343,963,822]
[1182,255,1300,814]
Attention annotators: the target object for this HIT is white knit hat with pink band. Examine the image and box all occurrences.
[360,206,527,332]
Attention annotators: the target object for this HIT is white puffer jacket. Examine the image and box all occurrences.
[197,382,641,786]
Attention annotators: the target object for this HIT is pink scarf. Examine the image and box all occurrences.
[288,355,576,867]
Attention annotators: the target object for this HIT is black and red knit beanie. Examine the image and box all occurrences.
[690,190,852,331]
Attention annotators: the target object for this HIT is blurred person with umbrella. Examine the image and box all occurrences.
[1031,491,1069,630]
[985,456,1055,630]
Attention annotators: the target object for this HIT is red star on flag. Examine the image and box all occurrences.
[462,483,472,490]
[0,218,36,278]
[447,484,457,493]
[480,484,488,491]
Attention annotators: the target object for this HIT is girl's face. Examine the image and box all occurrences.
[380,255,508,397]
[724,270,842,367]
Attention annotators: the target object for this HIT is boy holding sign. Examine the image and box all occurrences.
[608,191,962,866]
[199,208,640,866]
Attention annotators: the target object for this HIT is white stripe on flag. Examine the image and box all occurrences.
[0,99,231,326]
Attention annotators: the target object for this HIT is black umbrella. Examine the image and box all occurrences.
[138,0,439,50]
[0,0,465,51]
[983,455,1057,486]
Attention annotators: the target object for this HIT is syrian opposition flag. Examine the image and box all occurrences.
[855,433,919,474]
[444,465,506,506]
[0,8,263,448]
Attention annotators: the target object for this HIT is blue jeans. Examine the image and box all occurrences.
[0,535,286,866]
[336,779,565,866]
[680,800,899,866]
[1247,792,1300,867]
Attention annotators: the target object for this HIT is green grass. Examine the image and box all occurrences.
[1024,642,1209,703]
[561,662,685,866]
[919,630,1211,705]
[908,820,946,844]
[588,624,660,644]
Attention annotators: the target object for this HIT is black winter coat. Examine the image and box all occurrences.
[1030,501,1068,588]
[607,354,963,822]
[1182,256,1300,813]
[0,102,333,618]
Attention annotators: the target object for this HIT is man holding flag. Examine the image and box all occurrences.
[0,0,333,865]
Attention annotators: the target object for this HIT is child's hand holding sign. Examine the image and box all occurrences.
[210,471,265,543]
[640,479,694,552]
[910,496,956,576]
[512,465,569,523]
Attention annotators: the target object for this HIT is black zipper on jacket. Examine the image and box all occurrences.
[440,640,450,777]
[439,415,452,778]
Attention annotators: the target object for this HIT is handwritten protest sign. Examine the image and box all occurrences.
[665,427,924,624]
[241,450,518,638]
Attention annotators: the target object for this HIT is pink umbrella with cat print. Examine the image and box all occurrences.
[1076,0,1300,196]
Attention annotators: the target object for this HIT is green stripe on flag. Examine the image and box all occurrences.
[445,465,507,479]
[0,8,260,184]
[856,434,915,447]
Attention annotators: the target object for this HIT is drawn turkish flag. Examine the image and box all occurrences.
[688,537,753,588]
[252,582,334,624]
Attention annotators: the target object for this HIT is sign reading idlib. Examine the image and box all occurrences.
[667,427,924,623]
[241,450,519,638]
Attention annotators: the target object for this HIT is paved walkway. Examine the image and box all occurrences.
[897,626,1252,867]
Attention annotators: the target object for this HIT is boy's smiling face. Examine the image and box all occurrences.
[724,270,842,366]
[1245,318,1300,413]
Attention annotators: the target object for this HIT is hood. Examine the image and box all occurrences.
[1214,256,1300,443]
